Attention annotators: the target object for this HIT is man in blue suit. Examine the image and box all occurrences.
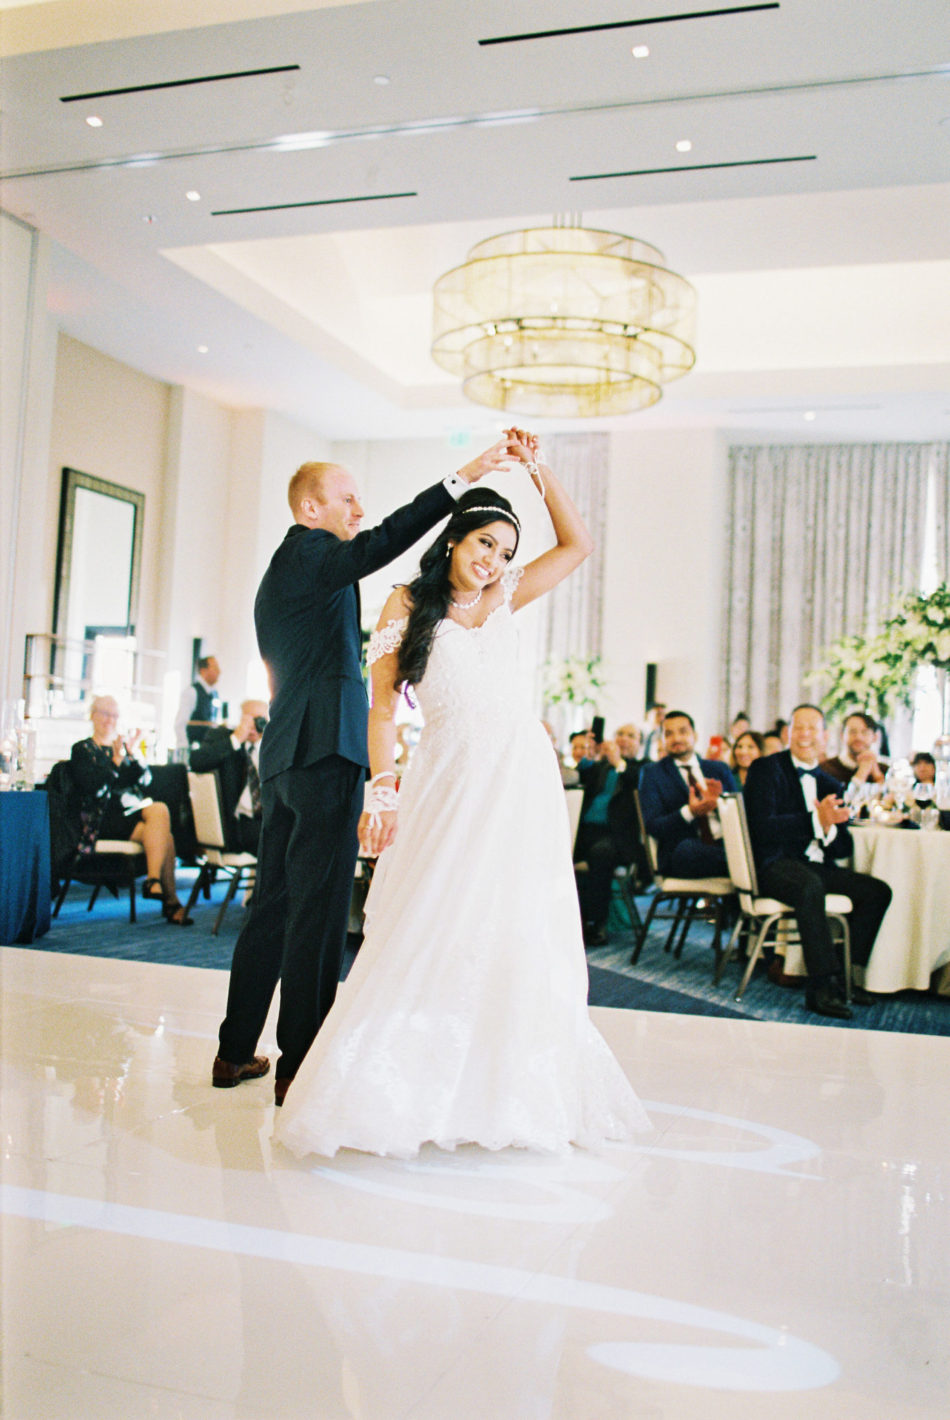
[638,710,737,877]
[743,703,892,1019]
[213,444,509,1102]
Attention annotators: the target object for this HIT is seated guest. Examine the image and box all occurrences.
[763,731,784,756]
[574,724,645,945]
[773,718,790,747]
[820,711,887,787]
[730,729,766,786]
[729,711,751,743]
[744,703,892,1020]
[568,728,594,768]
[70,695,192,924]
[638,711,737,878]
[190,699,268,854]
[911,751,936,785]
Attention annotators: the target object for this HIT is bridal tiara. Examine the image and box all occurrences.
[458,506,521,531]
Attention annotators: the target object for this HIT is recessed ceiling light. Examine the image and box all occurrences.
[197,345,209,354]
[675,139,692,153]
[373,74,391,86]
[803,410,816,421]
[186,190,202,202]
[85,115,103,128]
[631,45,650,59]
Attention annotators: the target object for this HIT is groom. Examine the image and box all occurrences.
[212,446,509,1104]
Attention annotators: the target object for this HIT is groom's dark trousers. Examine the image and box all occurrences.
[217,479,456,1084]
[217,756,364,1081]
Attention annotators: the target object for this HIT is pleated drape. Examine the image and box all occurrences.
[720,442,945,728]
[537,432,608,668]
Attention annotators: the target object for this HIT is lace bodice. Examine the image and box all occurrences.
[367,566,528,738]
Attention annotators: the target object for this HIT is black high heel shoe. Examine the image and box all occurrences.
[162,899,194,926]
[142,877,164,903]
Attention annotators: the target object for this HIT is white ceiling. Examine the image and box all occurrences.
[2,0,950,442]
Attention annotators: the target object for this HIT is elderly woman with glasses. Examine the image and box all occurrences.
[69,695,192,924]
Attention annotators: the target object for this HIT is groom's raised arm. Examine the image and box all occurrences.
[314,438,515,590]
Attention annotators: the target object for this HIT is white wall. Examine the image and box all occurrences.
[601,428,727,742]
[160,386,233,711]
[49,335,172,656]
[1,215,57,704]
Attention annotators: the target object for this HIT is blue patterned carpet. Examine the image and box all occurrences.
[21,874,950,1037]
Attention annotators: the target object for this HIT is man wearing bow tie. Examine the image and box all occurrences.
[743,703,892,1019]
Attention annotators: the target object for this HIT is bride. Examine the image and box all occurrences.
[275,429,650,1159]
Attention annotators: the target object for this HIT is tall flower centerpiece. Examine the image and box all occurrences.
[812,583,950,728]
[541,655,607,742]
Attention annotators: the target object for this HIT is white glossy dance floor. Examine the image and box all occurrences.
[2,947,948,1419]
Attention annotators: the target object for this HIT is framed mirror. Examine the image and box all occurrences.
[53,468,145,645]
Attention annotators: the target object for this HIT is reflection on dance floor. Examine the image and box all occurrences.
[2,947,947,1418]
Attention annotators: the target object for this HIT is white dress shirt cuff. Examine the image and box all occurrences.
[810,807,838,846]
[230,733,243,752]
[442,472,469,499]
[681,804,694,823]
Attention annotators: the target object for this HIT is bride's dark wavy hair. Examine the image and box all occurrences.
[395,488,520,690]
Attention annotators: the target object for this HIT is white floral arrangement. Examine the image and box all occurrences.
[811,583,950,720]
[542,655,606,709]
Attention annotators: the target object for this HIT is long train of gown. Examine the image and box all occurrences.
[275,569,651,1160]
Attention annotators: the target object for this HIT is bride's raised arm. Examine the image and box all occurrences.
[360,585,411,856]
[502,427,594,610]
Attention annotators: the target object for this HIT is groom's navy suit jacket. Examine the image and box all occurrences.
[255,483,454,783]
[638,754,736,873]
[743,750,852,871]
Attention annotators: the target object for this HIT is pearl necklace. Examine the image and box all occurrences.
[449,587,483,611]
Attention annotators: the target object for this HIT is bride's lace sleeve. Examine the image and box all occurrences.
[367,616,408,666]
[501,565,524,604]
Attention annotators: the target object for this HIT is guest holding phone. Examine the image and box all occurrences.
[190,699,269,855]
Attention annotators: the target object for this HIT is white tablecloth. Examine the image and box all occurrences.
[778,826,950,993]
[852,826,950,993]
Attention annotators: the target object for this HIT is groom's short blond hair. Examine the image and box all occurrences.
[288,461,339,514]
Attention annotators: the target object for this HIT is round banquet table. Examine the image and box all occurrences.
[0,789,51,944]
[776,825,950,994]
[851,824,950,993]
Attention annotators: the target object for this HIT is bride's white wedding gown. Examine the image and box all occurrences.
[275,567,650,1160]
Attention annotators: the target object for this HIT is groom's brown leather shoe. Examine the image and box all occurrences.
[212,1055,270,1088]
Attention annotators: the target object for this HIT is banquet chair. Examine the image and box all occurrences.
[183,771,257,935]
[46,760,147,923]
[717,793,852,1002]
[631,790,735,976]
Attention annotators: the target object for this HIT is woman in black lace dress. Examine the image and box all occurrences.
[70,695,192,924]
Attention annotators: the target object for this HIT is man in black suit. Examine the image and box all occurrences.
[574,723,645,946]
[638,710,737,877]
[743,703,892,1020]
[190,699,268,855]
[212,444,509,1102]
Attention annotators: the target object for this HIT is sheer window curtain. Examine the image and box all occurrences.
[720,443,944,729]
[534,432,608,712]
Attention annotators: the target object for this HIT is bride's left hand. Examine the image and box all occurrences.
[503,426,541,465]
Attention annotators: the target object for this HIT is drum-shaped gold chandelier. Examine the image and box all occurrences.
[431,224,697,417]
